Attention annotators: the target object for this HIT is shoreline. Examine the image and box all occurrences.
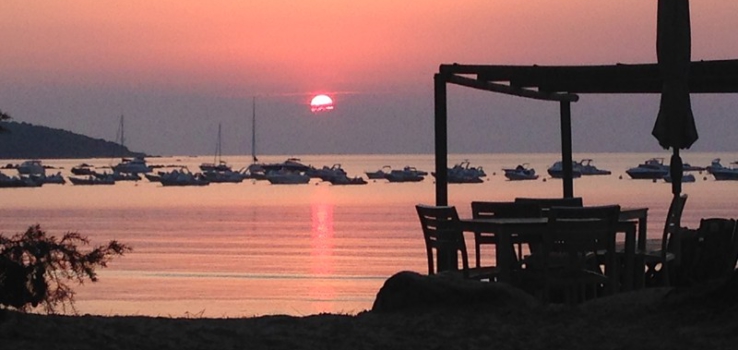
[2,283,737,350]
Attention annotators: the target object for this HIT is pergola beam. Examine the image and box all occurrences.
[446,74,579,102]
[434,59,738,206]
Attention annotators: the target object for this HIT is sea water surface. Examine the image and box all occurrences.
[0,152,736,317]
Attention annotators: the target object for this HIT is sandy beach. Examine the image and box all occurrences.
[2,273,737,350]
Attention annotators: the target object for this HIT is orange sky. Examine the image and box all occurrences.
[1,1,737,155]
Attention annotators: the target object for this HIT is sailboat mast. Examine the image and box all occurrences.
[251,97,258,163]
[215,123,222,164]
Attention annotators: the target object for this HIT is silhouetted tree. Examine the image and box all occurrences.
[0,109,10,133]
[0,225,131,313]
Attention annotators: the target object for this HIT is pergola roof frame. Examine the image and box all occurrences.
[433,59,738,206]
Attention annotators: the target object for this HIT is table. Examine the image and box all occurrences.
[460,207,648,292]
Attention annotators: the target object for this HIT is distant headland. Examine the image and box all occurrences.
[0,122,147,159]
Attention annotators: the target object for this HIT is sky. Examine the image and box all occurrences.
[1,1,737,157]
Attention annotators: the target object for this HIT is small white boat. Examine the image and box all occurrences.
[433,160,486,183]
[0,172,41,187]
[365,165,392,180]
[626,158,669,180]
[159,169,210,186]
[503,164,539,181]
[385,166,426,183]
[112,157,152,174]
[578,159,612,175]
[547,161,582,179]
[328,174,367,185]
[17,160,45,176]
[265,169,310,185]
[706,159,738,180]
[308,164,347,181]
[664,173,696,183]
[32,172,66,185]
[69,175,115,186]
[202,169,245,183]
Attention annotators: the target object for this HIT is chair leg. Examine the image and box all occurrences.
[475,239,481,268]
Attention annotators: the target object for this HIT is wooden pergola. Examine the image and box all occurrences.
[433,59,738,205]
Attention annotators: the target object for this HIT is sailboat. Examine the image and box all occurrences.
[199,123,244,183]
[199,123,231,172]
[242,98,268,180]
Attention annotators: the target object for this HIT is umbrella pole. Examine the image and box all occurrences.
[670,148,683,196]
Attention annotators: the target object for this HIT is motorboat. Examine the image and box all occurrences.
[578,159,612,175]
[31,172,66,185]
[385,166,426,183]
[17,160,45,176]
[202,169,245,183]
[433,160,486,183]
[664,173,696,183]
[265,169,311,185]
[706,158,738,180]
[68,175,115,186]
[365,165,392,180]
[158,169,210,186]
[308,164,348,182]
[328,174,368,185]
[503,164,539,181]
[625,158,669,180]
[240,163,268,181]
[112,157,152,174]
[71,163,95,175]
[200,160,232,173]
[547,161,583,179]
[0,172,41,187]
[95,171,141,181]
[260,158,312,173]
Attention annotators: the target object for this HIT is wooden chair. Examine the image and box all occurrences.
[534,205,621,304]
[470,201,542,268]
[677,217,737,286]
[642,194,688,287]
[513,197,583,257]
[415,204,499,281]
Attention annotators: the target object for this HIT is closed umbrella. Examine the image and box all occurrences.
[652,0,698,196]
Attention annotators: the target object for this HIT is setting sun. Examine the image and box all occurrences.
[310,94,334,113]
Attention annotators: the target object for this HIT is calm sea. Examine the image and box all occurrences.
[0,152,736,317]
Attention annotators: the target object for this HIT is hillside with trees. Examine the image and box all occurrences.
[0,122,146,159]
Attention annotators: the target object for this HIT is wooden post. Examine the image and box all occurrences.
[560,101,574,198]
[434,73,448,206]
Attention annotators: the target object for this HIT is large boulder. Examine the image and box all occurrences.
[371,271,539,313]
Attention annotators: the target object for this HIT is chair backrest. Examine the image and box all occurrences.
[415,204,469,276]
[471,201,542,219]
[662,194,688,264]
[515,197,583,209]
[544,205,621,294]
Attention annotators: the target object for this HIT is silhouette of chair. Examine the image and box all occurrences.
[528,205,621,304]
[470,201,542,268]
[678,217,737,286]
[642,194,688,287]
[416,204,499,281]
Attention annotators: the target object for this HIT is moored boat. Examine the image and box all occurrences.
[17,160,45,176]
[385,166,426,183]
[547,161,583,179]
[328,174,367,185]
[265,169,311,185]
[68,175,115,186]
[503,164,539,181]
[706,159,738,180]
[365,165,392,180]
[112,157,152,174]
[626,158,669,179]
